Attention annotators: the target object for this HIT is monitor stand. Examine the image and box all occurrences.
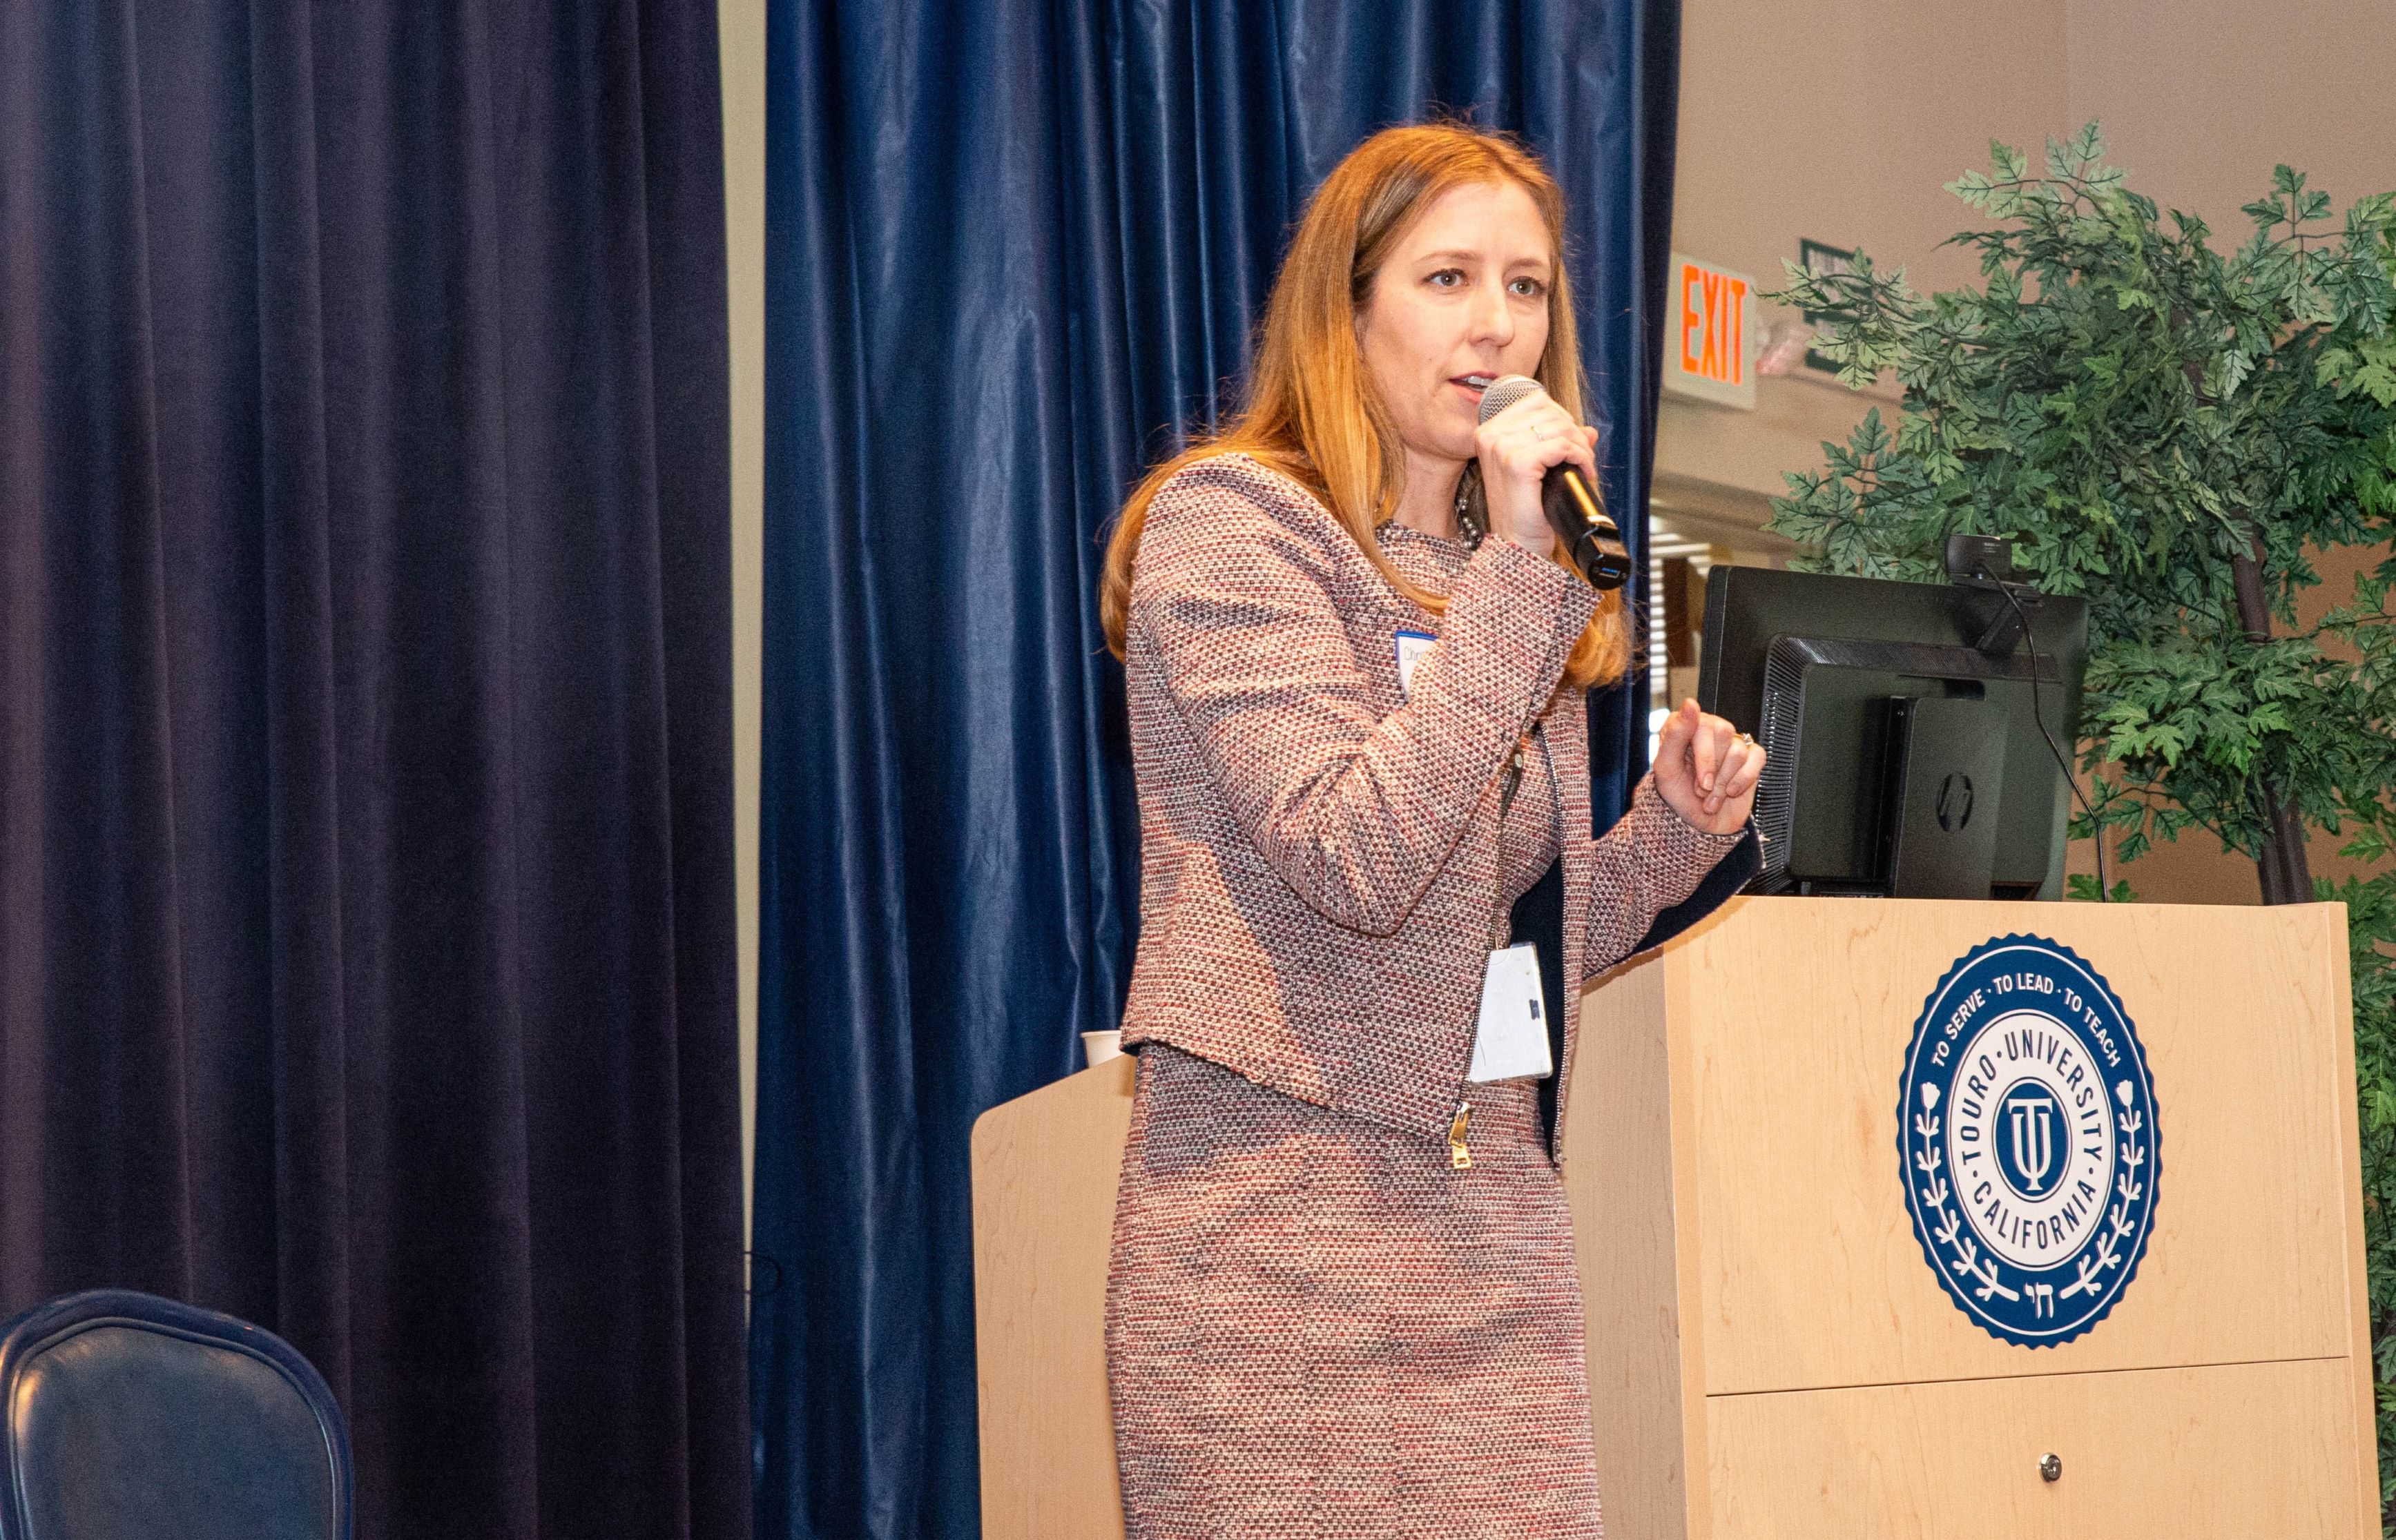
[1879,695,2010,899]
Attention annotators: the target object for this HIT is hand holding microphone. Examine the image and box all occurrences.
[1472,376,1632,589]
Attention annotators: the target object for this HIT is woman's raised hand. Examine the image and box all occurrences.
[1471,384,1596,556]
[1653,699,1762,835]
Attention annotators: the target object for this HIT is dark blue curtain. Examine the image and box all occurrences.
[754,3,1681,1535]
[0,3,750,1538]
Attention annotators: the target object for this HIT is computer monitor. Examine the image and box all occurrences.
[1694,562,2088,900]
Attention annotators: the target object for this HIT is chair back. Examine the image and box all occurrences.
[0,1289,351,1540]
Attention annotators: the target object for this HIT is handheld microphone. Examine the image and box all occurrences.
[1475,375,1633,590]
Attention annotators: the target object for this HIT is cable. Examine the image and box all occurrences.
[1994,581,2110,901]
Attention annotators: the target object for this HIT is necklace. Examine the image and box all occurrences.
[1453,462,1487,550]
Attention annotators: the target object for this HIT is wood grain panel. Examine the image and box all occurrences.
[971,1053,1136,1540]
[1670,897,2356,1394]
[1706,1356,2370,1539]
[1568,959,1702,1540]
[2326,930,2380,1522]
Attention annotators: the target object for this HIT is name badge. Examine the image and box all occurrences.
[1468,942,1552,1082]
[1394,630,1436,699]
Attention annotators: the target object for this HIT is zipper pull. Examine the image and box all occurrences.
[1448,1100,1474,1169]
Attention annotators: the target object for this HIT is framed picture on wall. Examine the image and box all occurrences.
[1797,238,1857,375]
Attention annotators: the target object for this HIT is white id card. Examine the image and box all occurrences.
[1467,942,1552,1082]
[1394,630,1436,699]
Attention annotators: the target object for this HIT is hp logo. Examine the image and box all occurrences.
[1936,772,1976,833]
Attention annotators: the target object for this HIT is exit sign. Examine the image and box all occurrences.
[1665,253,1755,409]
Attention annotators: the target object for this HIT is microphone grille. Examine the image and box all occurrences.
[1476,374,1543,425]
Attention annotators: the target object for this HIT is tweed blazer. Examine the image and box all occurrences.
[1120,454,1744,1150]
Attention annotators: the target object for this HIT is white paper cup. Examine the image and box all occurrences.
[1081,1029,1124,1066]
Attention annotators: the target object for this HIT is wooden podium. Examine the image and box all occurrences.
[972,897,2377,1538]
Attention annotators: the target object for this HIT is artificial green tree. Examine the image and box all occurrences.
[1765,124,2396,1524]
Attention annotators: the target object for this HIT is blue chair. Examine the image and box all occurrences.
[0,1289,351,1540]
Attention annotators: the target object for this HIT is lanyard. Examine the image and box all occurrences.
[1452,724,1547,1169]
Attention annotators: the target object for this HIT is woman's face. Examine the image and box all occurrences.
[1356,178,1555,470]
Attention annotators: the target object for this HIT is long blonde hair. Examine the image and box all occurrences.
[1098,121,1632,689]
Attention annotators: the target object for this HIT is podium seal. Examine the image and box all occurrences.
[1899,934,2159,1346]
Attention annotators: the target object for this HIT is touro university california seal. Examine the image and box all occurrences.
[1899,935,2160,1345]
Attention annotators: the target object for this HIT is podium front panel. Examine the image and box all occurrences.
[1665,898,2357,1396]
[1707,1355,2368,1537]
[972,1053,1135,1540]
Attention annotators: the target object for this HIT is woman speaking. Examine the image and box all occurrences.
[1096,124,1764,1539]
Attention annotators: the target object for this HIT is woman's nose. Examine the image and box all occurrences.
[1468,279,1515,348]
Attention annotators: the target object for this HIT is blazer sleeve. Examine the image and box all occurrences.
[1581,774,1752,979]
[1129,457,1600,937]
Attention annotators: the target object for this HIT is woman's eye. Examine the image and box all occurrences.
[1509,276,1547,298]
[1427,269,1465,289]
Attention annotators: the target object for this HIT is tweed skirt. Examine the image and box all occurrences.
[1105,1044,1602,1540]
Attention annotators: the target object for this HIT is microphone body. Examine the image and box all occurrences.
[1475,375,1634,590]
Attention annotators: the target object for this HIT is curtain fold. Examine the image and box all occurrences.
[0,3,749,1537]
[754,2,1682,1536]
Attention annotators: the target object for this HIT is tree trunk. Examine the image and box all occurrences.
[2230,539,2315,905]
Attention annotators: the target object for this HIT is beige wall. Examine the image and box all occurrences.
[1662,0,2073,518]
[1665,0,2396,905]
[722,0,764,1242]
[2068,0,2396,242]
